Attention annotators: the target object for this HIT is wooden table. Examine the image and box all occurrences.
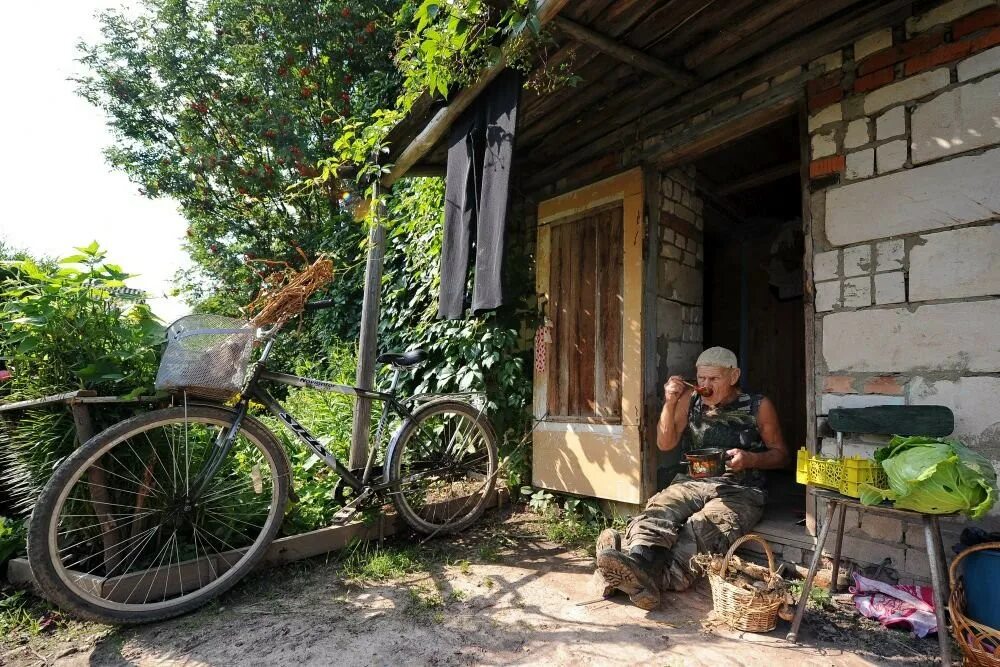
[786,488,954,665]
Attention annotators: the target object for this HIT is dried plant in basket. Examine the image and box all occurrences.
[691,534,791,632]
[246,251,334,328]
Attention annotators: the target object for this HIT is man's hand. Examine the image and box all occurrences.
[726,449,755,472]
[663,376,688,404]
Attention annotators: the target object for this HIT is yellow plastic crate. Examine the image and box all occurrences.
[796,448,889,498]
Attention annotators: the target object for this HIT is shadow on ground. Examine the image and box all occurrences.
[8,508,946,666]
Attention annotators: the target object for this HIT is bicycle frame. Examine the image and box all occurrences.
[188,334,416,501]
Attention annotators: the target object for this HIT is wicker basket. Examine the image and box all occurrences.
[708,533,784,633]
[949,542,1000,667]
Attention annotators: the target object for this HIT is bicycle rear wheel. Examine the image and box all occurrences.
[28,405,289,624]
[387,400,498,535]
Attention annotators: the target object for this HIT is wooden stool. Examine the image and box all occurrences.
[786,488,954,665]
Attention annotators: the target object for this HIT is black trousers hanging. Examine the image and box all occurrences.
[438,69,520,320]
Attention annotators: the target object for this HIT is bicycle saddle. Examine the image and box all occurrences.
[376,348,427,367]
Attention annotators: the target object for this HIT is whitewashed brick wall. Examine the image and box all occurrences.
[656,167,704,379]
[805,0,1000,543]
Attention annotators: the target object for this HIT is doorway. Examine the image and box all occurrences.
[692,116,806,515]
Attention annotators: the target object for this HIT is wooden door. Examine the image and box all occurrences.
[533,169,644,504]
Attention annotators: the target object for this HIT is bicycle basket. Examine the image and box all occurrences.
[155,314,256,400]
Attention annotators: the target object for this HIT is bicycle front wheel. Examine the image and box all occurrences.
[387,400,498,535]
[28,405,289,624]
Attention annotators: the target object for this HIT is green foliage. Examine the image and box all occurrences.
[75,0,401,327]
[789,580,833,609]
[0,243,163,399]
[0,517,26,566]
[396,0,542,101]
[0,244,164,513]
[521,487,614,551]
[338,540,425,580]
[378,180,534,470]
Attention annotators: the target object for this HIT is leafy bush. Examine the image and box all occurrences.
[0,243,163,512]
[0,516,26,566]
[0,242,163,399]
[378,180,534,487]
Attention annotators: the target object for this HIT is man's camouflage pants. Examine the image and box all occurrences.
[624,478,767,591]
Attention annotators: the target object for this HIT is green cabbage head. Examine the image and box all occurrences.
[859,436,997,519]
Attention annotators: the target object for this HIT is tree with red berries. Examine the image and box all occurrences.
[77,0,402,342]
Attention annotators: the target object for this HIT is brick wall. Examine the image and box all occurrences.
[804,0,1000,577]
[656,166,705,380]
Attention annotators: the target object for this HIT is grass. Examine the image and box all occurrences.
[543,517,602,551]
[789,580,834,609]
[0,590,62,646]
[338,540,426,581]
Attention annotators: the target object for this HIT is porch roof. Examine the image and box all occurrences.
[384,0,916,187]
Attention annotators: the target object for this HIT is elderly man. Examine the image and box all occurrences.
[594,346,789,610]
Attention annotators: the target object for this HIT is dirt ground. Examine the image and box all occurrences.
[1,509,947,667]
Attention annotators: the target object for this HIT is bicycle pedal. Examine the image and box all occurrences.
[331,487,373,525]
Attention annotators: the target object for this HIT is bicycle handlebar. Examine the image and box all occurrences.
[304,298,336,312]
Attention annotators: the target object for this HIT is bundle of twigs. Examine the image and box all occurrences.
[692,551,787,595]
[246,251,334,327]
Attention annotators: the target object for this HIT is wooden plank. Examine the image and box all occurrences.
[548,224,566,416]
[594,210,609,417]
[649,0,760,58]
[828,406,955,437]
[0,390,81,413]
[605,208,624,418]
[684,0,810,69]
[623,0,722,49]
[578,217,598,416]
[518,62,634,146]
[552,16,697,85]
[695,0,866,79]
[641,168,659,500]
[558,224,573,415]
[566,222,583,416]
[591,0,668,38]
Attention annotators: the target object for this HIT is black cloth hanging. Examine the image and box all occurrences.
[438,68,521,320]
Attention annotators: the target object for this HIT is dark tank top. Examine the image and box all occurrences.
[683,391,767,488]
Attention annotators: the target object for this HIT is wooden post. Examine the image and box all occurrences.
[799,102,818,536]
[350,221,387,469]
[70,401,122,572]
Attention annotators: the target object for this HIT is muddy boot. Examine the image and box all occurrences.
[596,550,660,609]
[595,528,622,559]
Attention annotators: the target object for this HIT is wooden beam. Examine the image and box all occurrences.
[382,0,573,187]
[684,0,809,69]
[716,161,801,195]
[696,0,867,79]
[552,16,698,86]
[523,0,915,189]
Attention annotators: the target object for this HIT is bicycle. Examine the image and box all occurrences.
[27,300,498,624]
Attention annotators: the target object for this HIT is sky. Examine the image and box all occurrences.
[0,1,191,323]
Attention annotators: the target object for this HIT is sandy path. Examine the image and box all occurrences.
[5,513,940,666]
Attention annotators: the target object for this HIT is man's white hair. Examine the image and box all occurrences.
[696,346,738,369]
